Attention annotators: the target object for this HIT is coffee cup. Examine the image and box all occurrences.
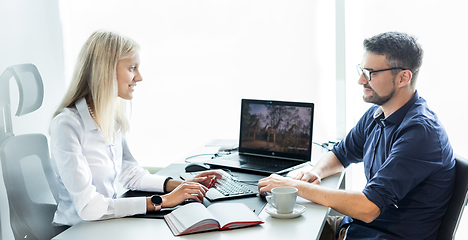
[266,186,298,214]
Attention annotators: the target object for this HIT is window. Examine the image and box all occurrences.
[59,0,337,167]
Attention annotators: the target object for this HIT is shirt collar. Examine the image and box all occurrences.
[76,98,99,131]
[373,90,420,126]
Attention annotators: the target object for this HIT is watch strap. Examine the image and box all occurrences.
[152,202,162,211]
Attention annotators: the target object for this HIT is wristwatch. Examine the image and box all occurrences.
[150,195,163,211]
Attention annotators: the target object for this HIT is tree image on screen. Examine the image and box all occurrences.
[241,103,311,154]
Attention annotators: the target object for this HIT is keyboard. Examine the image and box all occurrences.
[180,169,258,201]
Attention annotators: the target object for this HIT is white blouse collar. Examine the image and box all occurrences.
[76,98,99,131]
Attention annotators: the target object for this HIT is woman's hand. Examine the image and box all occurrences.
[189,170,223,188]
[160,181,208,208]
[293,170,321,184]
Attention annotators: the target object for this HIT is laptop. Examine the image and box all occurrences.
[205,99,314,175]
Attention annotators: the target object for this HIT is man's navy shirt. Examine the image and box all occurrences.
[332,91,455,240]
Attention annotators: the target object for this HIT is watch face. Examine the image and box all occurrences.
[151,195,162,205]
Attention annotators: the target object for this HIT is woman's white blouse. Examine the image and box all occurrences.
[50,98,167,226]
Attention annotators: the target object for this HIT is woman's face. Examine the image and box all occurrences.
[117,52,142,100]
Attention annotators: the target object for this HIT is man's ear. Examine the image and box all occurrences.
[398,70,412,88]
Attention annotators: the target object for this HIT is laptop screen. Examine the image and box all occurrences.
[239,99,314,161]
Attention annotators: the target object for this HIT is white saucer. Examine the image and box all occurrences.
[265,204,306,219]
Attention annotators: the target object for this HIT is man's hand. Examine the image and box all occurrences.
[293,170,321,184]
[258,174,296,196]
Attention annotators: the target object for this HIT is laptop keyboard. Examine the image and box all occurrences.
[215,170,256,196]
[186,169,257,200]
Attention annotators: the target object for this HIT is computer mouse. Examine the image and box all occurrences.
[185,162,211,172]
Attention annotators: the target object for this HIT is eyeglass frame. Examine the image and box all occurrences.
[356,64,408,82]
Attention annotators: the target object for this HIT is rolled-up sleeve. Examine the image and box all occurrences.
[362,123,445,211]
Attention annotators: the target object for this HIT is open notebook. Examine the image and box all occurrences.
[164,202,263,236]
[205,99,314,175]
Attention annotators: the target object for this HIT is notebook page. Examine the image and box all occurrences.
[207,203,263,228]
[170,202,218,229]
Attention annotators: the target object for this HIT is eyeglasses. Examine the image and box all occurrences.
[356,64,407,82]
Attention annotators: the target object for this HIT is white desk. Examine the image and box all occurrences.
[53,171,344,240]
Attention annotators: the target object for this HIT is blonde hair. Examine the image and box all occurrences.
[54,30,139,144]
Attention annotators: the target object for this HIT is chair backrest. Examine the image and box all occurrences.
[0,63,44,144]
[0,134,60,240]
[437,154,468,240]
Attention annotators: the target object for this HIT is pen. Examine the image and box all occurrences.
[207,176,216,188]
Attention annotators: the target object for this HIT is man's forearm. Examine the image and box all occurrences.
[294,180,380,223]
[312,151,345,179]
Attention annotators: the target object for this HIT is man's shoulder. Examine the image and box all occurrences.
[403,97,441,128]
[398,97,452,159]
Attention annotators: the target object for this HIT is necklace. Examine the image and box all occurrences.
[87,103,101,129]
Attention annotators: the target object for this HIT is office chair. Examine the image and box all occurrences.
[437,154,468,240]
[0,134,63,240]
[0,63,64,239]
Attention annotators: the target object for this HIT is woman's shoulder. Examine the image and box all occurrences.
[51,106,83,131]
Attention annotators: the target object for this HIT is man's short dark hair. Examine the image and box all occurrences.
[363,32,423,87]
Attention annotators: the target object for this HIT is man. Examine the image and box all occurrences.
[258,32,455,240]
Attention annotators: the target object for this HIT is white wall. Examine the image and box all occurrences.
[59,0,338,167]
[0,0,66,239]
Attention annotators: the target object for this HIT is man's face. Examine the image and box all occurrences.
[358,52,397,106]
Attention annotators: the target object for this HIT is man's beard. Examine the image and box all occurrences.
[362,79,396,106]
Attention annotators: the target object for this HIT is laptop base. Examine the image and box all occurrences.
[205,154,305,176]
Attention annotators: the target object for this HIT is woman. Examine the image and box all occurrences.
[50,30,221,226]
